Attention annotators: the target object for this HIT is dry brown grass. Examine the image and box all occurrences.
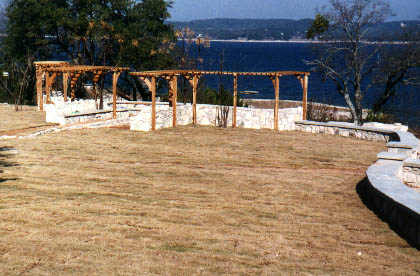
[0,107,419,275]
[0,105,57,136]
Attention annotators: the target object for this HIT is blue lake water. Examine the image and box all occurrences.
[193,41,420,126]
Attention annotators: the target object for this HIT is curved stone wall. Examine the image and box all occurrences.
[296,120,420,247]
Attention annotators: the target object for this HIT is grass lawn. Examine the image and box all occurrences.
[0,105,419,275]
[0,105,57,136]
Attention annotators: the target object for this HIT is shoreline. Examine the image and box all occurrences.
[202,39,412,45]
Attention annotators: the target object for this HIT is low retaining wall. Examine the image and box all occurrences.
[130,104,303,132]
[45,97,115,125]
[44,97,303,131]
[296,120,420,247]
[45,98,303,130]
[404,159,420,191]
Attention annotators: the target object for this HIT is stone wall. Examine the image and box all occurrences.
[130,104,303,132]
[45,97,142,125]
[295,121,403,142]
[296,120,420,248]
[404,159,420,192]
[45,97,303,131]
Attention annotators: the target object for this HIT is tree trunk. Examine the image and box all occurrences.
[354,88,364,126]
[342,91,360,125]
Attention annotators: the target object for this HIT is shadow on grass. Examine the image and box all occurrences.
[0,147,19,183]
[357,177,420,250]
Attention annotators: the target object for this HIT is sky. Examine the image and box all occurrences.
[169,0,420,22]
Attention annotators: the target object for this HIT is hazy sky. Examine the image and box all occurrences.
[169,0,420,21]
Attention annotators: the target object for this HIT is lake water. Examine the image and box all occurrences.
[194,41,420,127]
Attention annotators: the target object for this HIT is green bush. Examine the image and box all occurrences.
[365,110,396,124]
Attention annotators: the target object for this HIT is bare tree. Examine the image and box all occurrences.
[372,28,420,114]
[306,0,392,125]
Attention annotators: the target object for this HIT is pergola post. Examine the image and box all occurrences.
[36,70,43,111]
[49,73,58,103]
[187,74,199,126]
[45,72,51,104]
[63,72,69,102]
[303,75,308,120]
[192,75,198,126]
[271,75,280,131]
[151,76,157,131]
[92,72,102,109]
[233,73,238,128]
[112,71,121,119]
[170,75,178,127]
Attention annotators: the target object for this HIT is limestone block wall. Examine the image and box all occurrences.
[130,104,303,132]
[45,97,303,130]
[45,96,138,125]
[295,121,400,142]
[404,159,420,191]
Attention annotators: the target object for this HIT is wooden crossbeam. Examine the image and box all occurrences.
[130,70,309,77]
[70,71,82,100]
[45,72,58,104]
[46,66,130,73]
[137,77,153,91]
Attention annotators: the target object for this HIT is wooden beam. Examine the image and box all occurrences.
[271,75,279,131]
[46,65,130,73]
[303,75,308,121]
[138,77,153,91]
[112,71,122,119]
[48,72,58,103]
[233,73,238,128]
[187,74,200,126]
[92,72,102,109]
[170,76,178,127]
[63,72,69,102]
[151,76,157,131]
[45,72,51,104]
[36,70,43,111]
[70,71,82,100]
[130,70,309,77]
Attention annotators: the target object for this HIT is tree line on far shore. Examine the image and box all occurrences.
[0,0,419,126]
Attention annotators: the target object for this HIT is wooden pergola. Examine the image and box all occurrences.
[34,61,70,110]
[36,63,129,113]
[129,70,310,131]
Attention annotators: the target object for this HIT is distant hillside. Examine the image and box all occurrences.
[169,18,420,41]
[170,18,313,40]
